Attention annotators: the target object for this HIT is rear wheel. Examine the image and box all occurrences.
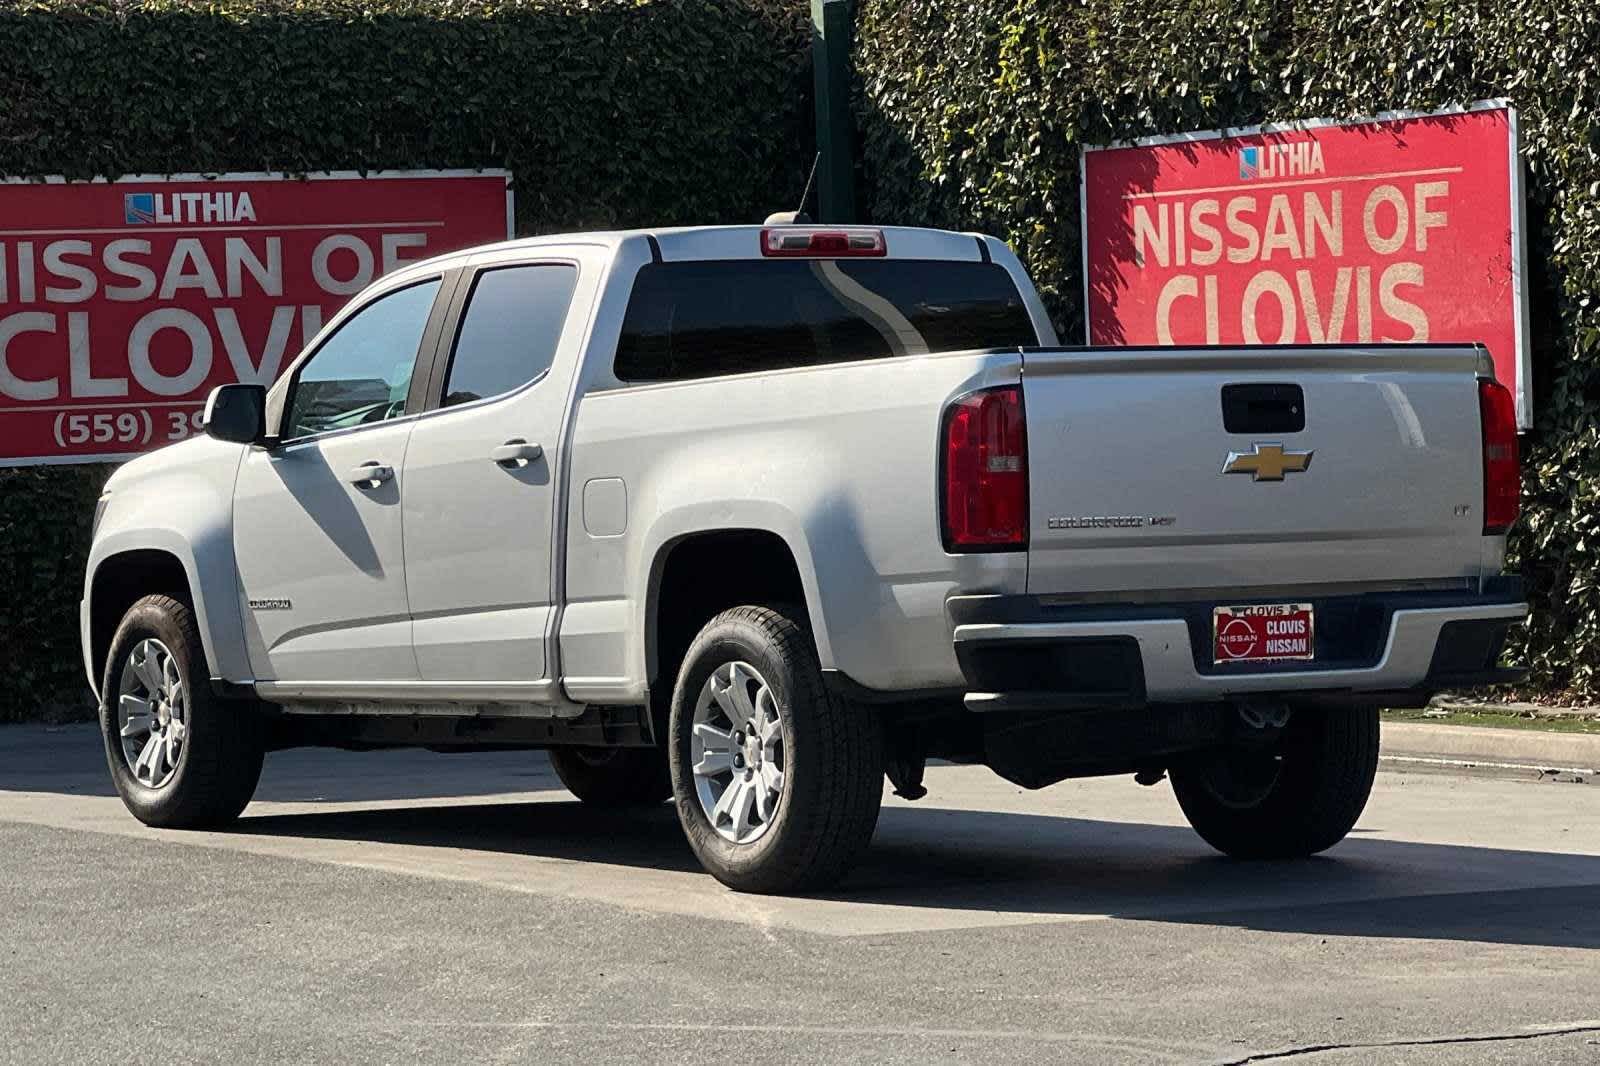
[668,605,883,894]
[548,746,671,807]
[99,594,264,828]
[1170,706,1379,858]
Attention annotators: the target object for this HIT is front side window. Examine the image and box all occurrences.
[613,259,1038,382]
[442,264,579,407]
[283,279,441,439]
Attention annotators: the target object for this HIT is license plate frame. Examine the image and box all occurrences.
[1212,603,1315,664]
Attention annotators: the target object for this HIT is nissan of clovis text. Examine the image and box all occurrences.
[81,224,1526,893]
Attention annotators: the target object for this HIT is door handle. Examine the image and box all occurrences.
[348,461,394,486]
[492,439,543,465]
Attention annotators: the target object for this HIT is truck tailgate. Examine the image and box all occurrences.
[1021,345,1489,597]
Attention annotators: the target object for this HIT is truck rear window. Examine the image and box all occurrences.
[613,259,1038,382]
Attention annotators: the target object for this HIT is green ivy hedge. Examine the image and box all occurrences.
[855,0,1600,699]
[0,0,812,722]
[0,465,110,720]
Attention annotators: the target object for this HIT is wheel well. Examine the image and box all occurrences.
[649,530,808,691]
[89,550,193,689]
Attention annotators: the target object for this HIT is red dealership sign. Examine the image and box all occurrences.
[1081,102,1531,427]
[0,170,512,465]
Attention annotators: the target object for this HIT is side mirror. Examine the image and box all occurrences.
[203,383,267,445]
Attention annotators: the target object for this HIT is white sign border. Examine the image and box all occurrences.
[1078,100,1532,430]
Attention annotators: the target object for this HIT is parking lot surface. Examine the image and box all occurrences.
[2,724,1597,1065]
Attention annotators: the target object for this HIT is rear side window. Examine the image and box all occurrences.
[442,263,578,407]
[614,259,1037,382]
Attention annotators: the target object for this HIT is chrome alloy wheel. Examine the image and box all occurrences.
[690,661,786,844]
[116,638,187,789]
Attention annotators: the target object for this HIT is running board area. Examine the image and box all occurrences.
[254,678,585,718]
[263,702,656,752]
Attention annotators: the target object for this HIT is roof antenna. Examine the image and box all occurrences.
[764,151,819,226]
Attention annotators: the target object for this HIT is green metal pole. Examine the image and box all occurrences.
[811,0,856,223]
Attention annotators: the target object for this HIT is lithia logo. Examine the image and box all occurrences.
[124,190,258,225]
[1238,141,1326,181]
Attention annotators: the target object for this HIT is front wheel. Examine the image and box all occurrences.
[99,594,265,828]
[668,605,883,894]
[1170,706,1379,859]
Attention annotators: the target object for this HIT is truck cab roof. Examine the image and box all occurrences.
[389,224,997,284]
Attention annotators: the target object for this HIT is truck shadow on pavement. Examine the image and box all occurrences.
[7,727,1596,950]
[0,725,568,801]
[230,797,1600,952]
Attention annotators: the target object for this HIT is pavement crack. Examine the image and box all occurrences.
[1213,1022,1600,1065]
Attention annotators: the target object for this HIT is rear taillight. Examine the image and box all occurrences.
[760,227,887,257]
[1478,378,1520,535]
[942,385,1027,551]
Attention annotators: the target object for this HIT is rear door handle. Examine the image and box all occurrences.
[348,461,394,486]
[492,439,543,465]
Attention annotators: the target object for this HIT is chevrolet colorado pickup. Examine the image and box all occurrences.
[83,223,1527,893]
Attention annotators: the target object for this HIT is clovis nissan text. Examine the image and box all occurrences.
[81,223,1527,893]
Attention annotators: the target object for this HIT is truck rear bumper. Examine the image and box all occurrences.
[950,580,1527,711]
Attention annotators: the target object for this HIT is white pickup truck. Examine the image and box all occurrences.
[83,223,1527,893]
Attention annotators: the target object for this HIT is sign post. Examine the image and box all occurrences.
[1081,102,1531,428]
[811,0,856,224]
[0,169,512,466]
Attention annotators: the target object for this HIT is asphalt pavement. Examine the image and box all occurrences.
[2,723,1597,1065]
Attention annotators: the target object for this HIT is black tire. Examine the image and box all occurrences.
[1170,706,1379,859]
[99,594,264,828]
[548,746,671,807]
[668,605,883,894]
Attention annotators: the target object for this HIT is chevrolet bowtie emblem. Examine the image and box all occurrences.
[1222,442,1313,481]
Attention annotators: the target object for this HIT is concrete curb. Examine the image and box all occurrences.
[1430,694,1600,721]
[1382,721,1600,774]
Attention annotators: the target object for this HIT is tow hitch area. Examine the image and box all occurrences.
[1236,700,1292,731]
[980,701,1290,790]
